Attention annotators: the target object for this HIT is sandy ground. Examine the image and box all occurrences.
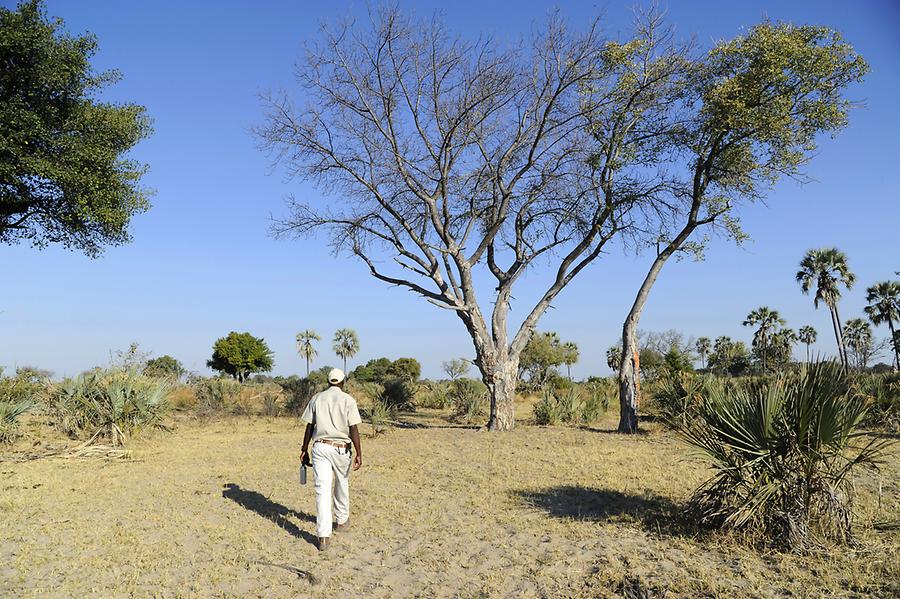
[1,411,898,598]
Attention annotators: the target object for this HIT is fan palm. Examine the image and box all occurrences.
[796,248,855,368]
[798,325,817,363]
[332,329,360,373]
[562,342,579,380]
[843,318,873,371]
[695,337,711,369]
[295,330,321,376]
[675,361,893,548]
[864,281,900,370]
[743,306,786,371]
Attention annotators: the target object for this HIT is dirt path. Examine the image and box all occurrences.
[1,417,898,597]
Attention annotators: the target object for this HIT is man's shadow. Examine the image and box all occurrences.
[222,483,317,547]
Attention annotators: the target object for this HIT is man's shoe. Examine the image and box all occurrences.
[334,520,350,532]
[317,536,330,552]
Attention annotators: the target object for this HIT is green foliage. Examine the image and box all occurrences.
[0,374,34,443]
[295,329,321,374]
[275,375,318,416]
[207,332,273,382]
[450,378,487,424]
[379,379,415,411]
[362,398,396,437]
[442,358,469,381]
[533,385,606,426]
[662,348,695,374]
[45,369,170,446]
[332,329,360,371]
[843,318,875,370]
[675,361,893,548]
[520,332,578,387]
[0,0,152,256]
[389,358,421,382]
[854,372,900,433]
[708,336,751,376]
[143,355,184,378]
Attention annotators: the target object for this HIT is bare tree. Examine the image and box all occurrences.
[257,7,677,430]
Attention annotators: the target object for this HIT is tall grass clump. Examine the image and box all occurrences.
[193,377,242,416]
[450,378,487,424]
[46,369,171,446]
[854,372,900,433]
[676,361,894,549]
[533,385,607,426]
[0,376,33,443]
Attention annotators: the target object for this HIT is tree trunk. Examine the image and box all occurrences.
[829,306,845,367]
[485,358,518,431]
[834,305,847,368]
[618,318,640,433]
[888,317,899,372]
[805,343,810,363]
[306,355,310,377]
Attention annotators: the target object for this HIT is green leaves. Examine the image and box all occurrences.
[675,361,894,548]
[0,0,152,256]
[207,332,274,382]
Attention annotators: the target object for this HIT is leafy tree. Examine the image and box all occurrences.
[388,358,421,383]
[259,8,681,431]
[613,20,867,432]
[607,345,622,372]
[695,337,712,370]
[332,329,360,373]
[442,359,469,381]
[111,342,150,370]
[843,318,875,371]
[798,326,817,362]
[295,329,320,376]
[351,357,391,383]
[768,328,798,370]
[143,355,184,378]
[207,332,274,383]
[663,348,694,374]
[743,307,786,371]
[708,336,750,377]
[519,332,576,388]
[864,281,900,371]
[0,1,152,256]
[797,248,856,368]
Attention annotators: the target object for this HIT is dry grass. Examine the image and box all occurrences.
[1,406,897,598]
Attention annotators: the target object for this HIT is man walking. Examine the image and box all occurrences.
[299,368,363,551]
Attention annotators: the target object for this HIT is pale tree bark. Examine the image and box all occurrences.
[257,8,654,430]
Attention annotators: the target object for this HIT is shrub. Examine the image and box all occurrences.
[46,369,171,446]
[0,376,33,444]
[450,378,487,423]
[651,372,711,427]
[854,372,900,433]
[581,384,610,423]
[380,379,416,411]
[362,398,397,437]
[278,376,318,416]
[675,361,894,549]
[533,387,585,425]
[193,377,242,416]
[416,380,452,409]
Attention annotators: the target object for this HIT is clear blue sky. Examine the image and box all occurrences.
[2,0,898,379]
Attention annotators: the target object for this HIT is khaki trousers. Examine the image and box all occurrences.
[310,442,351,538]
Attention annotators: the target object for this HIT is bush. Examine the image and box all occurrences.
[450,378,487,423]
[675,361,894,549]
[854,372,900,432]
[416,380,453,409]
[193,377,242,416]
[380,379,416,411]
[362,398,397,437]
[533,387,582,425]
[0,375,33,443]
[276,376,319,416]
[651,372,711,427]
[46,369,171,446]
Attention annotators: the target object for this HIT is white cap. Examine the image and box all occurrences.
[328,368,345,384]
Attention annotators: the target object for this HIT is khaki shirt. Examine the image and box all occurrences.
[301,385,363,443]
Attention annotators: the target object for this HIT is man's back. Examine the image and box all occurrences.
[302,386,361,443]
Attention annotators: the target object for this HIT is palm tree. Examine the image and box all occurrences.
[562,342,579,380]
[796,248,855,368]
[864,280,900,371]
[695,337,711,370]
[332,329,360,373]
[295,330,321,376]
[742,306,786,371]
[798,325,817,363]
[843,318,873,370]
[770,328,798,367]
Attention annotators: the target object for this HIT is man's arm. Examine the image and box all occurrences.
[300,423,313,466]
[349,424,362,471]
